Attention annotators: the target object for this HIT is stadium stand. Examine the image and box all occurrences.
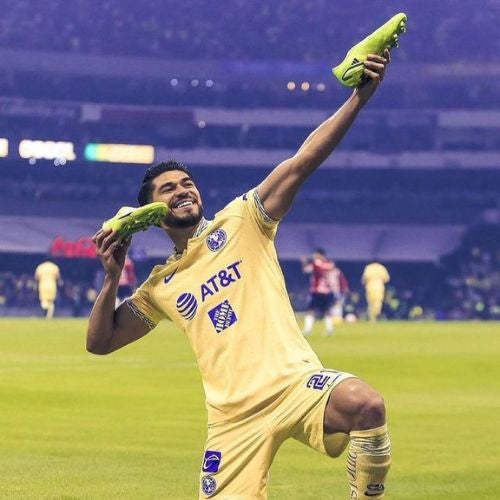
[0,0,496,62]
[0,0,499,320]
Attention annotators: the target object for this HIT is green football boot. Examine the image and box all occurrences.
[102,202,168,238]
[333,12,408,88]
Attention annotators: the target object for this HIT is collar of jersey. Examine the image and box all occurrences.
[170,217,213,260]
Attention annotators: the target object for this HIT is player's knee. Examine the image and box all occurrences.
[356,391,386,429]
[334,380,386,430]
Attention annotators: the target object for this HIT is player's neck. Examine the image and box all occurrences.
[165,226,197,253]
[165,217,209,254]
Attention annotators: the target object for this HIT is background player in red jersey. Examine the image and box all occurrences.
[302,248,336,336]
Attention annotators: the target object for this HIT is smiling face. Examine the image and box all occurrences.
[150,170,203,229]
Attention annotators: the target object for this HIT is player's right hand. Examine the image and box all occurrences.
[92,228,132,280]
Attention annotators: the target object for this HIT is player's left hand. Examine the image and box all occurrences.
[354,49,390,102]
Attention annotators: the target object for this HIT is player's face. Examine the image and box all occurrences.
[151,170,203,229]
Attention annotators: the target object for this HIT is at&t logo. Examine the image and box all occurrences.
[176,293,198,320]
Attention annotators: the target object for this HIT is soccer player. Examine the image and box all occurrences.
[87,52,392,499]
[362,261,391,322]
[302,249,336,336]
[34,260,61,319]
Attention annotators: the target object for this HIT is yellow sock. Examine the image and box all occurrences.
[347,424,391,499]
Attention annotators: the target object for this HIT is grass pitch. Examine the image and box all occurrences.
[0,319,499,499]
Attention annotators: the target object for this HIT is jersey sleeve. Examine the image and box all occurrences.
[127,280,168,330]
[239,188,280,240]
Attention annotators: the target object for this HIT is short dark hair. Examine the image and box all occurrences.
[314,248,326,256]
[137,160,195,206]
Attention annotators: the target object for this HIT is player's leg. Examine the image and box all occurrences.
[40,294,54,318]
[332,295,344,321]
[303,309,315,336]
[40,285,57,319]
[324,312,334,336]
[290,369,354,459]
[46,300,55,319]
[324,378,391,499]
[323,293,335,336]
[289,371,390,498]
[303,293,319,336]
[199,415,280,499]
[39,298,48,317]
[370,294,383,322]
[365,290,373,322]
[367,288,383,322]
[367,299,376,322]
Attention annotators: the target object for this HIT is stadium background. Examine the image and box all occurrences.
[0,1,499,499]
[1,0,499,321]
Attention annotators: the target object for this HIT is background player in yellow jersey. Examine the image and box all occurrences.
[34,260,61,319]
[88,51,392,499]
[362,261,391,322]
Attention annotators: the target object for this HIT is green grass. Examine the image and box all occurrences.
[0,319,499,499]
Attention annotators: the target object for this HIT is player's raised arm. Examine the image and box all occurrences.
[257,51,390,221]
[86,229,151,354]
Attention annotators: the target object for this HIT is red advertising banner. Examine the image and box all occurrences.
[50,236,97,258]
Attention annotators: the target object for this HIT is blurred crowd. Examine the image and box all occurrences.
[285,223,500,321]
[0,271,95,317]
[0,0,497,62]
[438,226,500,320]
[368,225,500,321]
[1,224,498,320]
[2,161,498,226]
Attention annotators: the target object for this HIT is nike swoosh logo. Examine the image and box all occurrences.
[164,267,178,284]
[341,61,364,81]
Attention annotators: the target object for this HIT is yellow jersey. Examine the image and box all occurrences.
[129,189,322,421]
[34,261,60,298]
[362,262,390,293]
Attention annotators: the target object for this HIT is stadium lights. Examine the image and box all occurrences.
[84,143,155,164]
[0,138,8,157]
[287,81,326,92]
[19,140,76,161]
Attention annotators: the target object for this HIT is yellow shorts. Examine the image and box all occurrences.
[199,369,356,499]
[39,283,57,306]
